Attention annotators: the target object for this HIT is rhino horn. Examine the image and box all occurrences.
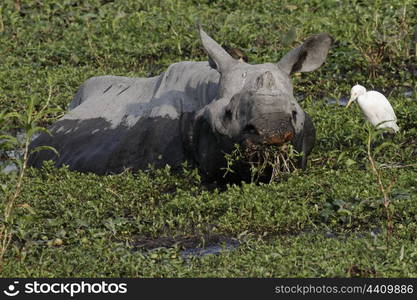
[199,27,236,72]
[277,33,333,75]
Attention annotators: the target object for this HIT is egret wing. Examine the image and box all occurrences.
[358,91,397,127]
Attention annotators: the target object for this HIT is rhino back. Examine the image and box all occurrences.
[29,61,219,173]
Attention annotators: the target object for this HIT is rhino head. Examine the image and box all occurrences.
[191,28,332,181]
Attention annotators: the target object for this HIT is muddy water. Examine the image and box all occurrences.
[0,132,24,174]
[0,131,41,174]
[180,240,239,259]
[132,234,240,259]
[325,97,349,106]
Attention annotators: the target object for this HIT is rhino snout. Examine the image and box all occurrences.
[240,114,295,146]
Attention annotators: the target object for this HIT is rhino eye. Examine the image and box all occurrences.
[292,110,297,122]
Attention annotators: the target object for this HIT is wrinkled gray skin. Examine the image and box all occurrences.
[29,28,332,182]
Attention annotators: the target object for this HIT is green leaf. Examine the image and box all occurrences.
[30,145,59,156]
[27,126,51,139]
[345,158,357,167]
[0,135,18,145]
[3,111,24,123]
[337,208,352,216]
[374,141,396,156]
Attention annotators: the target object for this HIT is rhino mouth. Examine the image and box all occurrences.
[229,134,299,182]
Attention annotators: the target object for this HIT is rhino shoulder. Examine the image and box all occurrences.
[68,75,139,110]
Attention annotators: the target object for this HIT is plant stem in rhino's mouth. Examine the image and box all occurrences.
[222,143,300,183]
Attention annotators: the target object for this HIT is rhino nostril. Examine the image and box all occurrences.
[224,109,233,120]
[242,124,259,135]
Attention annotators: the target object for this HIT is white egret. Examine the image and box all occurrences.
[346,84,399,133]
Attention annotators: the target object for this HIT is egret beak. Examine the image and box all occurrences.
[346,96,355,108]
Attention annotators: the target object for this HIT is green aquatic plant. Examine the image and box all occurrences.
[0,80,57,271]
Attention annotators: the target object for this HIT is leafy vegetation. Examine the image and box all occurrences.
[0,0,416,277]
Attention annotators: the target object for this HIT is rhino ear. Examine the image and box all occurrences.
[277,33,333,75]
[199,27,236,72]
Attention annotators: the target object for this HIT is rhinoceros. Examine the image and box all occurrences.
[28,28,332,182]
